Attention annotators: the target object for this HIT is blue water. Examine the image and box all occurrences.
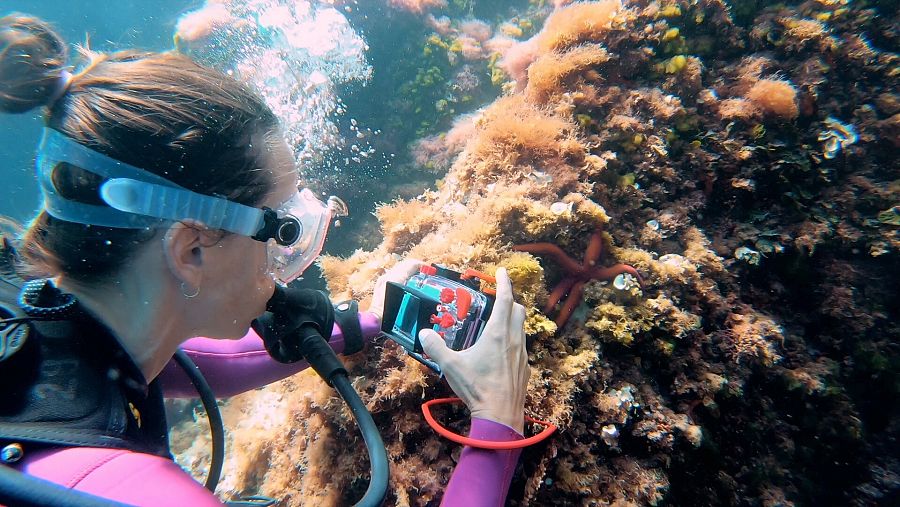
[0,0,456,260]
[0,0,195,222]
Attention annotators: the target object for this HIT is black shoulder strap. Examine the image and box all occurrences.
[0,236,24,298]
[334,300,363,355]
[0,271,170,458]
[0,237,26,363]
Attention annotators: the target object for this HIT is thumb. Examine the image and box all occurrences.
[419,329,452,366]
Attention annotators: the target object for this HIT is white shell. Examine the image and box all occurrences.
[601,424,619,446]
[734,246,761,265]
[550,201,572,215]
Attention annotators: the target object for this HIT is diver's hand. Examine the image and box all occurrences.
[419,267,529,434]
[367,258,423,322]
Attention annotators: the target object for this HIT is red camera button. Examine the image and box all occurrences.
[440,288,455,304]
[439,313,455,328]
[456,289,472,319]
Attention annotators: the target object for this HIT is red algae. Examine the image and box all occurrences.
[537,0,623,53]
[525,45,611,104]
[745,78,800,120]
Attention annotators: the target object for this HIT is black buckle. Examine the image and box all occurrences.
[334,300,363,355]
[251,207,279,244]
[225,496,277,506]
[252,208,302,247]
[0,303,30,362]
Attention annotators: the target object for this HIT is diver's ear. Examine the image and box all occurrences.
[162,220,206,290]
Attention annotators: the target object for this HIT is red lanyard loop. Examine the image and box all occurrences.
[422,398,557,450]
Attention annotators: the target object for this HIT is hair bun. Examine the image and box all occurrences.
[0,14,68,113]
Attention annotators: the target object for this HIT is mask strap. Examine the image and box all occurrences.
[35,128,264,236]
[39,129,178,185]
[102,179,263,236]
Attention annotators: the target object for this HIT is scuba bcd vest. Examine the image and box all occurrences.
[0,243,170,460]
[0,238,386,507]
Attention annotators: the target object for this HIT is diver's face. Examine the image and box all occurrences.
[201,134,299,338]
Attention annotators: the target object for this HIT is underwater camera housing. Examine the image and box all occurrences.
[381,264,495,373]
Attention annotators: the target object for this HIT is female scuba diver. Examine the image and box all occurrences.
[0,15,530,507]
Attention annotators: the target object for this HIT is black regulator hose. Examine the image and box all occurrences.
[173,349,226,492]
[332,374,390,507]
[293,324,389,507]
[0,464,131,507]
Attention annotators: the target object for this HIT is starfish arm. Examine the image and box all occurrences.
[591,264,644,286]
[512,243,585,276]
[582,231,604,268]
[545,276,577,314]
[514,234,642,334]
[555,281,586,330]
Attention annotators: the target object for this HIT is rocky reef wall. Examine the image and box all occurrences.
[175,1,899,505]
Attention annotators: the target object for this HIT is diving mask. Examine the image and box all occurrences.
[35,128,347,284]
[258,188,348,284]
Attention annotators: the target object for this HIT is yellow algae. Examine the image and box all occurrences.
[499,22,523,38]
[661,27,680,42]
[664,54,687,73]
[586,302,644,345]
[658,4,682,18]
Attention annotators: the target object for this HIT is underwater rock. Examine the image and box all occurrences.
[198,1,900,505]
[734,245,761,265]
[600,424,619,446]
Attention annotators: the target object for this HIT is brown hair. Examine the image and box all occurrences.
[0,14,281,283]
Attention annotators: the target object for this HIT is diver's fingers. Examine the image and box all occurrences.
[397,258,424,277]
[419,328,454,369]
[510,302,527,347]
[370,259,422,314]
[481,267,514,338]
[384,258,423,284]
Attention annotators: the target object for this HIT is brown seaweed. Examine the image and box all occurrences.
[171,1,899,505]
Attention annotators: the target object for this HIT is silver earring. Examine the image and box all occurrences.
[180,282,201,299]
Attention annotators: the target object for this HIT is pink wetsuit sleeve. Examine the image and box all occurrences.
[17,447,223,506]
[158,311,382,397]
[443,418,524,506]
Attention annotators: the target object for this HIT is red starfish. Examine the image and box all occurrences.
[513,229,642,332]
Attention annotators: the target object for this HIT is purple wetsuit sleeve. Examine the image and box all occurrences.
[158,311,382,397]
[443,418,524,507]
